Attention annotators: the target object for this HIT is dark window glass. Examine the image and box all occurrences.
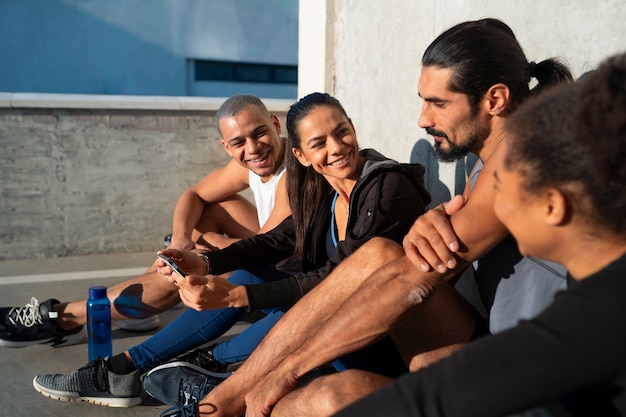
[195,61,234,81]
[273,65,298,83]
[194,60,297,84]
[236,63,272,82]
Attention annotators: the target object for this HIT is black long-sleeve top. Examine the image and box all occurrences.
[335,253,626,417]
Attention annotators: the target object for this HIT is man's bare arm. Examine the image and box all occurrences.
[170,159,251,249]
[196,173,291,249]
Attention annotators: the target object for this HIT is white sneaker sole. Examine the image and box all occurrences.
[32,377,141,407]
[0,326,87,348]
[147,360,233,378]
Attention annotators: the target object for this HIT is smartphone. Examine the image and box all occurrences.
[157,254,187,278]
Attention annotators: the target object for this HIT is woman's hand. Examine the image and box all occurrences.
[170,274,249,311]
[155,249,206,277]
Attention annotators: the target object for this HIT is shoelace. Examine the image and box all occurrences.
[177,378,210,406]
[7,297,43,327]
[166,380,220,417]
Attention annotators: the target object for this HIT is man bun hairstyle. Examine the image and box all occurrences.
[422,18,572,113]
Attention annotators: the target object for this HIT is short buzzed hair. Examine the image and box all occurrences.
[216,95,270,137]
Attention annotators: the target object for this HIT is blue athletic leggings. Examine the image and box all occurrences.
[128,267,288,373]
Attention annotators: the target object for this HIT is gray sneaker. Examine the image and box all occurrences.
[143,361,230,407]
[33,357,141,407]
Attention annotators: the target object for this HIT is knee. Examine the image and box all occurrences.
[360,237,404,262]
[303,375,351,416]
[273,371,387,417]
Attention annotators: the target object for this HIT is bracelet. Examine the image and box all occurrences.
[197,253,211,275]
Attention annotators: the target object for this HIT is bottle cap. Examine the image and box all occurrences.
[88,286,107,299]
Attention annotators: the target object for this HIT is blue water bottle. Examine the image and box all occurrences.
[87,286,112,361]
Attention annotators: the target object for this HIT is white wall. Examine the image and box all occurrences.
[297,0,330,97]
[300,0,626,203]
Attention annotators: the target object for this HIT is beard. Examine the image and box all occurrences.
[426,119,486,163]
[432,135,474,162]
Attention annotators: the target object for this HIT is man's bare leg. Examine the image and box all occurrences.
[271,370,391,417]
[265,280,476,417]
[236,237,478,417]
[53,196,259,330]
[192,195,260,249]
[199,237,405,417]
[391,278,477,372]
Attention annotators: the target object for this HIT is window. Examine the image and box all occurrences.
[194,60,298,84]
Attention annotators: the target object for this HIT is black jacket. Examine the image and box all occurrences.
[203,149,430,310]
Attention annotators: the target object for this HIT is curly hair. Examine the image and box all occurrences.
[504,52,626,235]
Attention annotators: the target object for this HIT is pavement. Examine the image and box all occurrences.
[0,251,249,417]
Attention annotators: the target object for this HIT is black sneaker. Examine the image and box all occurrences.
[143,361,229,407]
[0,297,86,347]
[33,357,141,407]
[177,343,232,373]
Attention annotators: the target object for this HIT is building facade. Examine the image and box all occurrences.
[0,0,298,98]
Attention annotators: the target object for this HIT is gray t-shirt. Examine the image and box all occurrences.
[457,160,567,334]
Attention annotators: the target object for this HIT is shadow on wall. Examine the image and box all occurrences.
[410,138,479,209]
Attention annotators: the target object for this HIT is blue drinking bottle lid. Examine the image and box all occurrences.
[88,286,107,299]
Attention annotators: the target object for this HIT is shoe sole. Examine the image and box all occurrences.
[0,326,87,348]
[114,315,161,331]
[146,360,232,378]
[33,377,141,408]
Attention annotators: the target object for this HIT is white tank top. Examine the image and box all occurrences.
[248,165,286,227]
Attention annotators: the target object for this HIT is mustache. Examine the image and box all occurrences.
[425,127,448,140]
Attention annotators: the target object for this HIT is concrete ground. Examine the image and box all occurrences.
[0,251,248,417]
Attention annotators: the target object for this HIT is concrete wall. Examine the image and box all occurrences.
[300,0,626,206]
[0,94,289,260]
